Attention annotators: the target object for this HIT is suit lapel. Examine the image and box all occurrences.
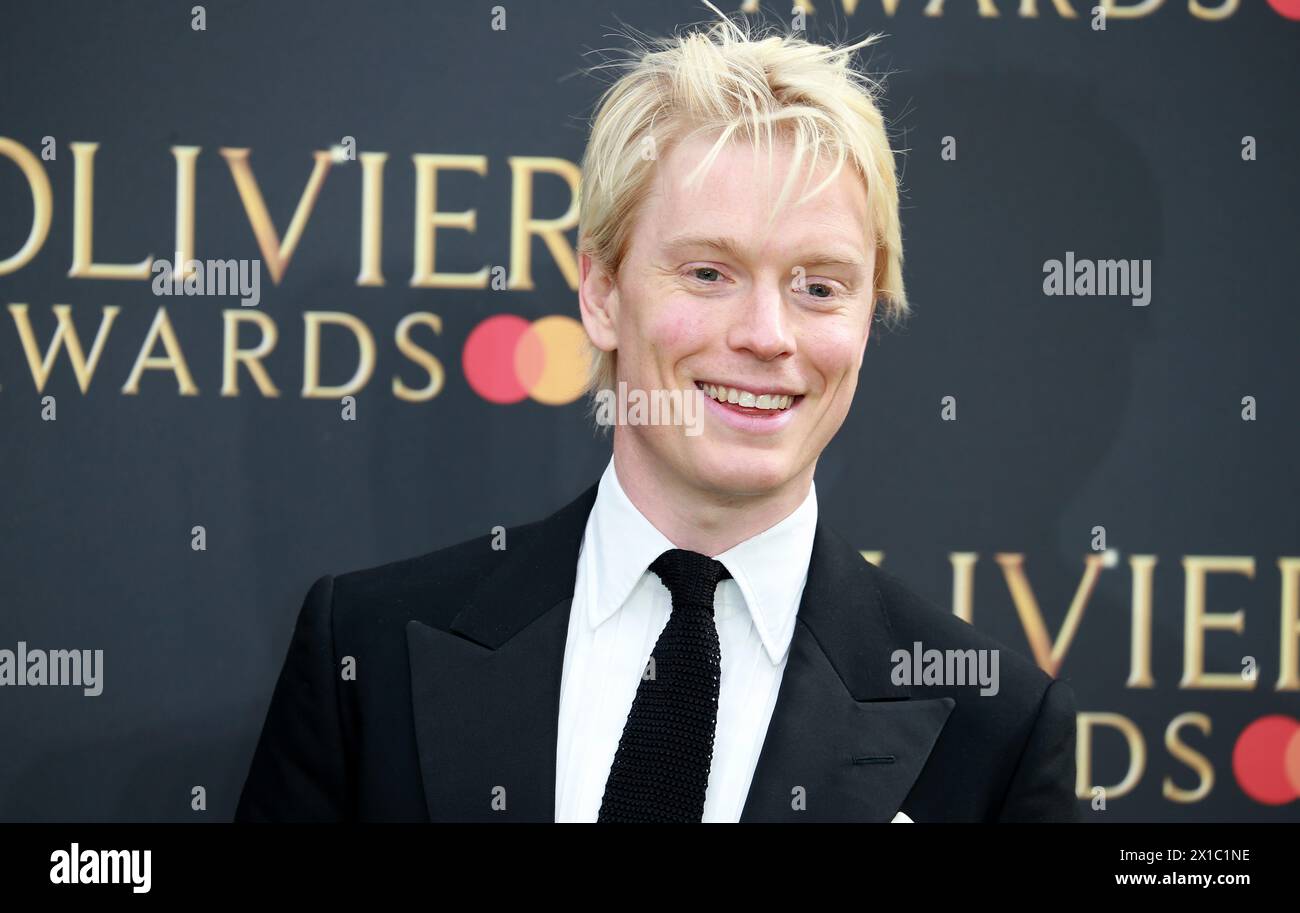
[407,479,954,823]
[739,522,955,822]
[407,482,597,822]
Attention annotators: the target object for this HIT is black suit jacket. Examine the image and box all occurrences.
[235,479,1080,822]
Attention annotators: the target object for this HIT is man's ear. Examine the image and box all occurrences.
[578,252,619,354]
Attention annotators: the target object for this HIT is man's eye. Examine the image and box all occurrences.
[691,267,722,282]
[795,281,836,299]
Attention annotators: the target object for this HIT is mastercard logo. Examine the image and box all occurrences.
[1267,0,1300,20]
[1233,715,1300,805]
[462,314,590,405]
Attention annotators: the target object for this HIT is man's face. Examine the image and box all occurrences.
[584,131,877,499]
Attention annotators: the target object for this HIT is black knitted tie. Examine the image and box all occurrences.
[598,548,732,823]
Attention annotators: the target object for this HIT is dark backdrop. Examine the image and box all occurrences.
[1,0,1297,822]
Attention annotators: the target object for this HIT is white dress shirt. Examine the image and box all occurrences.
[554,455,818,822]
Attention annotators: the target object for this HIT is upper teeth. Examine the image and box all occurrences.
[698,383,794,410]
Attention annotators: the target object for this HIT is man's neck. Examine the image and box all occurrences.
[611,438,814,557]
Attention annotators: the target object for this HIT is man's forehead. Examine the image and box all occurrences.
[639,139,872,260]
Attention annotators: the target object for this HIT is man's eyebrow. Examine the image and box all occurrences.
[660,234,748,261]
[798,253,870,272]
[660,234,869,272]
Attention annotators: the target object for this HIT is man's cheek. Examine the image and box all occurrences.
[797,342,848,392]
[649,313,708,360]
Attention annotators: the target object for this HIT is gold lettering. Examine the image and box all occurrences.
[1128,555,1157,688]
[507,156,580,291]
[172,146,200,280]
[221,310,280,397]
[302,311,375,398]
[122,307,198,395]
[1180,555,1253,689]
[950,552,977,623]
[357,152,389,287]
[410,154,489,289]
[0,138,53,275]
[1189,0,1238,20]
[1077,712,1145,799]
[1019,0,1080,15]
[8,303,119,393]
[1163,713,1213,803]
[220,148,333,284]
[1278,558,1300,690]
[1102,0,1166,17]
[392,312,445,402]
[69,142,152,280]
[996,552,1105,675]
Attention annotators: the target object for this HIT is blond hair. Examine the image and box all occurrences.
[576,4,910,408]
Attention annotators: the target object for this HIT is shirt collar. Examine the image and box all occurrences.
[581,455,818,665]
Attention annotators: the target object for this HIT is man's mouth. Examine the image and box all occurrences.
[693,381,803,416]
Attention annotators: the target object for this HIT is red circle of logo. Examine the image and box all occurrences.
[1267,0,1300,19]
[1233,715,1300,805]
[462,314,533,404]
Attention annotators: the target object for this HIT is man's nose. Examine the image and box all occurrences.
[728,281,795,360]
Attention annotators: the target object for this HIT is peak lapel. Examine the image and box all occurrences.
[407,481,598,822]
[740,521,955,822]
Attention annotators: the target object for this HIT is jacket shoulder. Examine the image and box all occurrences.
[863,559,1057,713]
[324,513,554,635]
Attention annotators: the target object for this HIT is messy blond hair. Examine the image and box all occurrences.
[576,3,909,406]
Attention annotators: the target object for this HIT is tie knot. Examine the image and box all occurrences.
[648,548,732,608]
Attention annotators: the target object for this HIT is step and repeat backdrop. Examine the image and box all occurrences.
[0,0,1297,822]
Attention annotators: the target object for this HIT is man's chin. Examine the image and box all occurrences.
[686,453,801,499]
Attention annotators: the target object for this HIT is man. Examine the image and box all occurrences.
[235,13,1078,823]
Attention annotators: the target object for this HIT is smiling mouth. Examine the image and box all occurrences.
[694,381,803,413]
